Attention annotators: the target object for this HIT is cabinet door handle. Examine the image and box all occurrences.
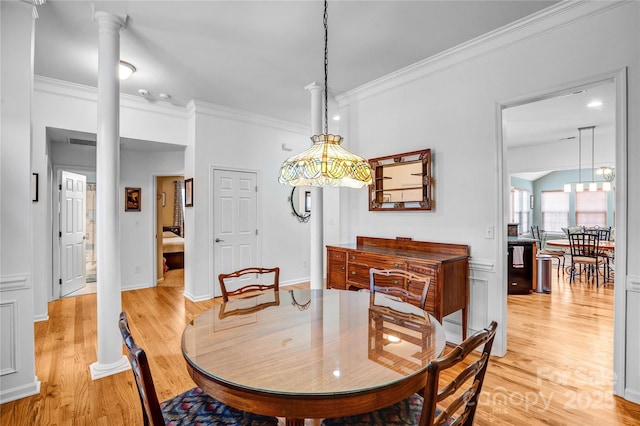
[394,280,399,285]
[394,263,399,267]
[351,271,356,275]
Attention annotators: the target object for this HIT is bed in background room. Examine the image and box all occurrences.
[162,226,184,270]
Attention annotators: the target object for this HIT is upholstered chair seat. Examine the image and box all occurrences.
[160,386,278,425]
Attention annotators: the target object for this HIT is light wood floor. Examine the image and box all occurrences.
[1,271,638,425]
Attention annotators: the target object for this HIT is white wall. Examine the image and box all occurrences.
[183,101,311,301]
[0,1,40,403]
[32,78,188,318]
[338,1,639,402]
[120,150,184,289]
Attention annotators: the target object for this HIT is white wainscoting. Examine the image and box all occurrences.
[0,274,40,404]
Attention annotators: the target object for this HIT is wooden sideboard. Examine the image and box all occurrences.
[326,236,470,339]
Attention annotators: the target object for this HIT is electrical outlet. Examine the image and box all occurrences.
[485,226,494,239]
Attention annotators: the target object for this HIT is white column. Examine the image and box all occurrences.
[306,83,324,290]
[90,11,130,380]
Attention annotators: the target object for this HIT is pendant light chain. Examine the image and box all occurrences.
[323,0,329,135]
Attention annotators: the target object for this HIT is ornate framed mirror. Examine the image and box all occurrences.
[368,149,432,211]
[288,187,310,222]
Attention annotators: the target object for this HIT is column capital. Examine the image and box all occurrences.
[93,11,127,33]
[305,82,322,93]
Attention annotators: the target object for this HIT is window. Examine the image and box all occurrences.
[541,191,569,232]
[510,188,530,234]
[576,190,606,227]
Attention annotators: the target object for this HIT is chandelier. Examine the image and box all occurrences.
[278,1,372,188]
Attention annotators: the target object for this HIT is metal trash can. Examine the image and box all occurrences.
[536,254,553,294]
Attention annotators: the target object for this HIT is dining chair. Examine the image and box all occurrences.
[218,266,280,302]
[531,225,566,278]
[118,311,278,426]
[322,321,498,426]
[568,233,606,286]
[369,268,431,309]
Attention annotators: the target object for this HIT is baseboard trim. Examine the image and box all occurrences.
[0,377,40,404]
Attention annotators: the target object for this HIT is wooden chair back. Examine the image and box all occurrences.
[218,267,280,302]
[118,311,165,426]
[369,268,430,309]
[421,321,498,426]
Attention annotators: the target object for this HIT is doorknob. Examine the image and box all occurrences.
[215,238,224,243]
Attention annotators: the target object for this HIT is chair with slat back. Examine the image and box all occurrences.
[369,268,430,310]
[583,226,612,281]
[322,321,498,426]
[531,225,566,278]
[218,267,280,302]
[568,233,607,287]
[118,312,278,426]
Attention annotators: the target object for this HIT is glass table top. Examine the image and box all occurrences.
[182,289,446,396]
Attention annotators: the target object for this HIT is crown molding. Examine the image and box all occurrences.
[34,76,189,120]
[188,99,309,135]
[337,1,628,106]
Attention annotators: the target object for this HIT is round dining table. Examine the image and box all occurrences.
[546,238,615,250]
[182,289,446,426]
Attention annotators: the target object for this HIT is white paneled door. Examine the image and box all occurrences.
[59,171,86,297]
[213,169,258,297]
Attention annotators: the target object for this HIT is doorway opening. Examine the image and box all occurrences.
[156,175,185,288]
[500,71,627,398]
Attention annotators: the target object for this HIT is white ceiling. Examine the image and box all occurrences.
[503,80,616,149]
[34,0,558,128]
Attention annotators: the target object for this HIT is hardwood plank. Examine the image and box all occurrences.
[1,277,638,425]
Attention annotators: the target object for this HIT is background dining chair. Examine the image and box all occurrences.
[322,321,498,426]
[568,233,606,286]
[584,226,613,281]
[218,266,280,302]
[118,311,278,426]
[369,268,431,309]
[531,225,565,278]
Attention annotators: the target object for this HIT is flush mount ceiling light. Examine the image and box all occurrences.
[119,60,136,80]
[278,0,372,188]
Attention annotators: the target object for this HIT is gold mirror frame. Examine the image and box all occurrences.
[368,149,432,211]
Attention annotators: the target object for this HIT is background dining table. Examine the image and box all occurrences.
[181,289,446,425]
[546,238,615,250]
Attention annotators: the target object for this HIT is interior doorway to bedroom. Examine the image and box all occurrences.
[156,175,185,287]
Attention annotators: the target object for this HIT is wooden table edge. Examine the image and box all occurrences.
[185,361,427,422]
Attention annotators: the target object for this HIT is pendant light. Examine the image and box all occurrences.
[575,128,584,192]
[587,126,598,191]
[278,0,372,188]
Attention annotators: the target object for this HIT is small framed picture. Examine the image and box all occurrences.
[125,187,141,212]
[305,191,311,213]
[185,178,194,207]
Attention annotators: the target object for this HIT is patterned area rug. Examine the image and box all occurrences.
[160,268,184,287]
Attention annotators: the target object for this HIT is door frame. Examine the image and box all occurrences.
[51,164,95,300]
[209,165,262,298]
[496,68,628,396]
[153,174,185,285]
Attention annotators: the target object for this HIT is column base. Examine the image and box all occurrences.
[89,355,130,380]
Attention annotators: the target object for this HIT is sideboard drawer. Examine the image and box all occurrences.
[348,252,406,270]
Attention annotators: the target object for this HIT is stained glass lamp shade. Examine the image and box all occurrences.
[278,134,372,188]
